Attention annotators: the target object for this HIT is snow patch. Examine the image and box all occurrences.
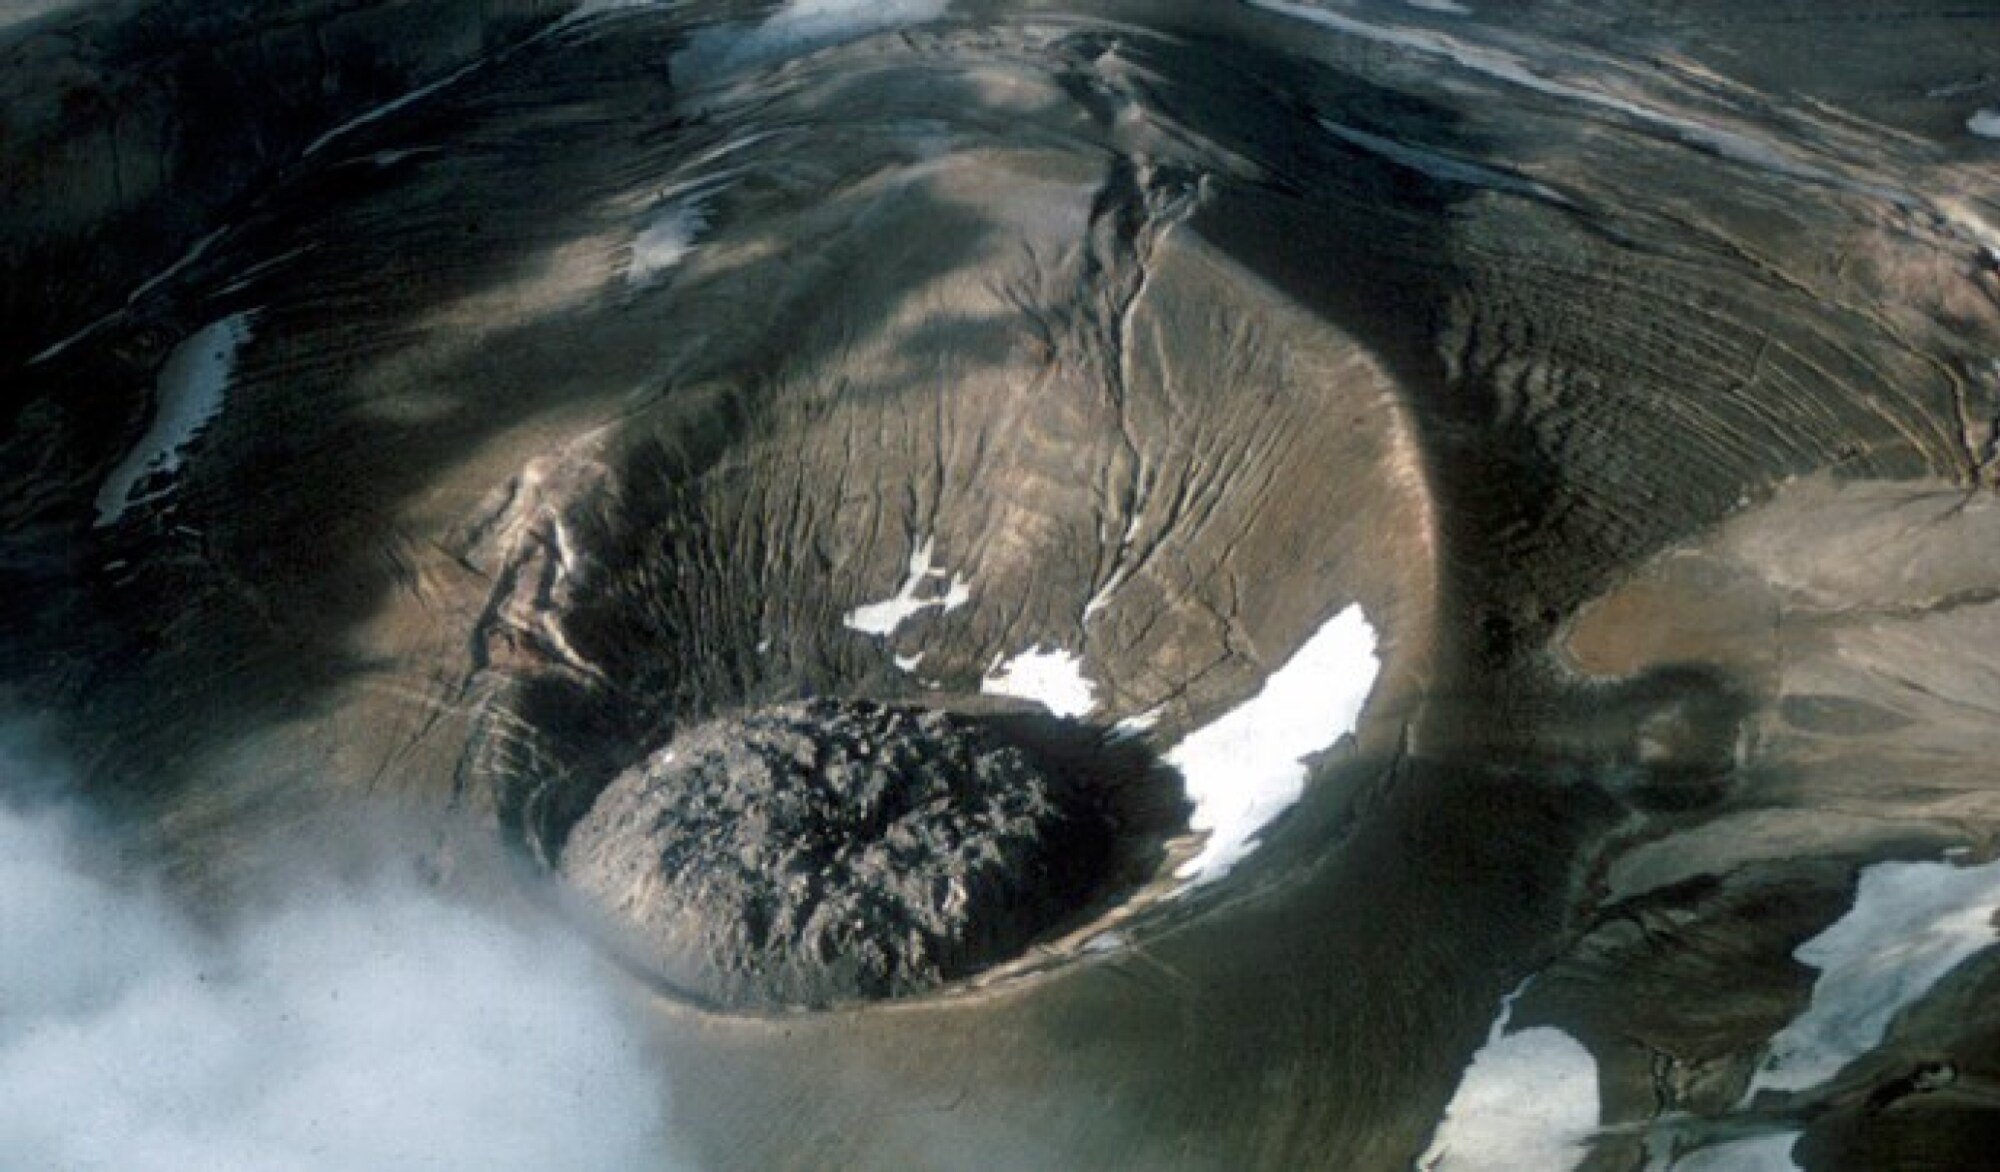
[212,246,316,300]
[1970,109,2000,139]
[673,0,950,85]
[371,148,433,168]
[1083,516,1146,620]
[843,536,971,637]
[1670,1133,1802,1172]
[1111,707,1164,739]
[981,648,1096,720]
[0,1,94,30]
[1246,0,1917,209]
[126,227,231,308]
[1318,119,1570,206]
[628,199,709,288]
[1418,982,1598,1172]
[1746,855,2000,1099]
[1168,605,1380,886]
[559,0,659,23]
[94,314,256,528]
[30,226,231,367]
[1082,577,1123,620]
[1405,0,1471,12]
[303,59,486,158]
[893,652,925,673]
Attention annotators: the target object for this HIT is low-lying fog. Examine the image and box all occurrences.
[0,723,685,1172]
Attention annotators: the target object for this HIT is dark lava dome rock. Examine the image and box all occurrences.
[559,699,1113,1008]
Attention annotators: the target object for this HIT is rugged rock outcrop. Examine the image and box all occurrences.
[561,699,1116,1008]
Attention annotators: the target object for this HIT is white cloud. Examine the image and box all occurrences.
[0,728,684,1172]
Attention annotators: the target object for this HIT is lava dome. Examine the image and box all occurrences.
[560,699,1120,1008]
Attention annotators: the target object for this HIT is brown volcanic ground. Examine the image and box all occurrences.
[4,1,2000,1169]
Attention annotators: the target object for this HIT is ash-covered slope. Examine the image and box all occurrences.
[4,1,2000,1170]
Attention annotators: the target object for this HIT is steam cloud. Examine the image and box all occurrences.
[0,725,684,1172]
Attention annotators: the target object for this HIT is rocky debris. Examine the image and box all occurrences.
[560,699,1115,1009]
